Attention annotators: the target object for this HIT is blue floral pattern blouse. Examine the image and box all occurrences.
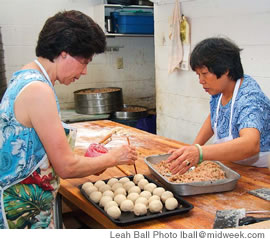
[210,74,270,151]
[0,69,60,229]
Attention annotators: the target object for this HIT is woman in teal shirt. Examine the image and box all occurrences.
[0,10,137,229]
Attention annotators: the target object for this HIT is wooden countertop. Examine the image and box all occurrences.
[59,120,270,229]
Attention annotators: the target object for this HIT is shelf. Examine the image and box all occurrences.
[93,3,154,38]
[106,33,154,37]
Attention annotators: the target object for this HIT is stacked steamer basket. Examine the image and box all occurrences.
[74,87,123,115]
[0,27,7,101]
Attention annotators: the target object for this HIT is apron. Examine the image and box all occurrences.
[35,60,53,88]
[1,61,60,229]
[35,60,77,149]
[213,79,269,167]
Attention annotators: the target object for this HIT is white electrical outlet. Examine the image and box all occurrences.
[117,57,123,69]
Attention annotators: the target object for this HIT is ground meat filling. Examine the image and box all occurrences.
[154,160,226,183]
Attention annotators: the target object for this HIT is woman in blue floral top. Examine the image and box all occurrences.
[168,37,270,174]
[0,10,137,229]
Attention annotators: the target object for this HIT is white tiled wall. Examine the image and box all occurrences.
[2,0,269,145]
[154,0,270,144]
[0,0,155,109]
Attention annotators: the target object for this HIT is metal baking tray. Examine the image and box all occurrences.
[144,154,241,196]
[80,175,193,226]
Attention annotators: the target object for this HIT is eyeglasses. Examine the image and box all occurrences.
[71,55,92,66]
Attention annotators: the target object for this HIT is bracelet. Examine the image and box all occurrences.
[194,144,203,164]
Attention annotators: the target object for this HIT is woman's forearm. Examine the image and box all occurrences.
[201,128,260,162]
[58,153,116,179]
[54,145,137,179]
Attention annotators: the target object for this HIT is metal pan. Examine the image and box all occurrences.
[80,175,193,226]
[144,154,241,196]
[112,104,148,120]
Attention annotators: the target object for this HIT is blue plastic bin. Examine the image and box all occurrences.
[112,11,154,34]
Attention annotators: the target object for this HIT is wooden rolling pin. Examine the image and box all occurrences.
[115,165,132,176]
[98,127,122,145]
[98,132,113,145]
[127,136,137,175]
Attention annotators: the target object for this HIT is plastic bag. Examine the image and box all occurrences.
[85,143,108,157]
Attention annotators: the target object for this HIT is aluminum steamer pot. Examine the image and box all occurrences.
[74,87,123,115]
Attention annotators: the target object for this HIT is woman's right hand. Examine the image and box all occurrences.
[167,145,200,175]
[110,145,138,166]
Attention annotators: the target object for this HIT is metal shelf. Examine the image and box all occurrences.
[97,3,154,37]
[106,33,154,37]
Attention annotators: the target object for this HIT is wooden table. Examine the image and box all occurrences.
[59,120,270,229]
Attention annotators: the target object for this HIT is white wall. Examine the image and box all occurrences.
[154,0,270,144]
[0,0,155,109]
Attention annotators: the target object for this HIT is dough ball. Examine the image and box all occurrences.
[107,206,121,219]
[99,195,113,207]
[148,195,160,204]
[104,200,118,212]
[144,183,157,193]
[128,186,141,194]
[153,187,165,197]
[123,181,135,191]
[120,199,134,212]
[82,182,93,191]
[135,197,148,207]
[149,200,163,213]
[114,187,127,196]
[114,194,127,206]
[94,180,106,190]
[107,178,119,187]
[84,185,98,196]
[127,192,140,203]
[133,174,144,184]
[165,197,178,210]
[99,184,111,193]
[111,182,123,192]
[161,191,174,203]
[103,190,114,198]
[119,177,130,184]
[134,203,147,216]
[90,191,102,203]
[138,179,149,190]
[140,191,152,200]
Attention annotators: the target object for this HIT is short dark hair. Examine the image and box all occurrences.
[36,10,106,62]
[190,37,243,81]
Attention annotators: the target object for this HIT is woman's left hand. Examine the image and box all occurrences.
[167,145,200,175]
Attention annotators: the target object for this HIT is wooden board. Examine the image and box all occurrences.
[59,120,270,229]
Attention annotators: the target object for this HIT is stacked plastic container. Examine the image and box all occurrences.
[111,10,154,34]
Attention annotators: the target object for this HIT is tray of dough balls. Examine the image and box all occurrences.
[80,174,193,226]
[144,154,240,196]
